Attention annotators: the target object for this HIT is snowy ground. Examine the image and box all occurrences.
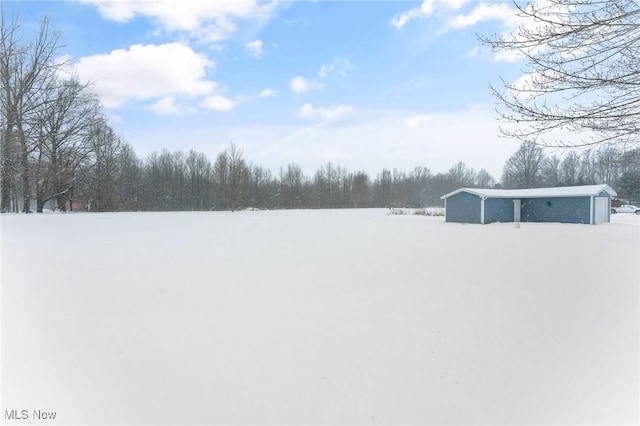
[1,209,638,425]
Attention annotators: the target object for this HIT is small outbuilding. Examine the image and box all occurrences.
[441,184,617,225]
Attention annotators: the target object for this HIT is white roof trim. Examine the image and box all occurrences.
[441,184,617,200]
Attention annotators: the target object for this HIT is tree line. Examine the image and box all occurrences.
[502,142,640,201]
[2,10,639,214]
[77,146,499,212]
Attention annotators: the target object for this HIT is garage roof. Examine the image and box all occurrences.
[441,184,617,199]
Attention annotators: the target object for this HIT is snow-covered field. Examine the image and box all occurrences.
[1,209,638,425]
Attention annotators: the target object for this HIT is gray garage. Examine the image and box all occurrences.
[441,184,616,224]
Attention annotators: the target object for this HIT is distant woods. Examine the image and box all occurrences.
[95,151,497,212]
[501,142,640,202]
[2,12,639,213]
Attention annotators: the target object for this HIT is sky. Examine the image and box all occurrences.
[6,0,530,179]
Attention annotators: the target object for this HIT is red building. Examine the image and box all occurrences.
[64,200,85,211]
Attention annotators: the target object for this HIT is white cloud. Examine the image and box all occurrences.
[289,59,350,96]
[259,88,278,98]
[390,0,520,62]
[494,48,522,63]
[299,103,354,120]
[199,95,237,112]
[450,2,519,30]
[391,0,524,63]
[245,39,264,57]
[78,0,281,42]
[150,96,194,116]
[391,8,422,30]
[318,57,354,79]
[74,43,215,108]
[466,45,480,57]
[289,76,323,94]
[391,0,469,29]
[290,76,309,93]
[318,64,334,79]
[208,44,227,53]
[404,115,426,129]
[191,18,237,43]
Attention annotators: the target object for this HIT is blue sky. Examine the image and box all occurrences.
[7,0,528,179]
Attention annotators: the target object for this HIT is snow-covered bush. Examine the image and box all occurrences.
[387,207,444,216]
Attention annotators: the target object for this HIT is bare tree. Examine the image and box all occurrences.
[1,11,63,212]
[213,143,249,211]
[593,144,622,185]
[559,151,581,186]
[391,169,410,207]
[142,151,167,210]
[475,168,496,188]
[247,165,276,209]
[312,166,329,208]
[541,154,562,187]
[482,0,640,149]
[115,142,142,211]
[448,162,477,187]
[351,171,370,208]
[312,162,347,208]
[34,77,101,211]
[0,9,18,212]
[84,122,123,212]
[373,169,392,207]
[277,163,306,209]
[614,148,640,201]
[502,141,546,188]
[406,166,431,207]
[185,149,213,211]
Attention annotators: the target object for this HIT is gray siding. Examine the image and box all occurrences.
[446,192,481,223]
[522,196,591,224]
[484,198,514,223]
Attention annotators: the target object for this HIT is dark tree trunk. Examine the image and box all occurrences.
[0,168,10,212]
[20,129,30,212]
[1,124,13,212]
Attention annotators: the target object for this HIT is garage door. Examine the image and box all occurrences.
[594,197,609,224]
